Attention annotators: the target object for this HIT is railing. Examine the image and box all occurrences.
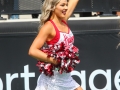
[1,0,120,19]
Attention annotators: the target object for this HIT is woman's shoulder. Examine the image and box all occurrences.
[43,21,53,29]
[62,19,68,24]
[40,21,54,33]
[62,19,68,23]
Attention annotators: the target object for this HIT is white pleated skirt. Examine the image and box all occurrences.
[35,71,80,90]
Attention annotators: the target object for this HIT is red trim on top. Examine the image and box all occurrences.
[61,20,70,34]
[46,20,60,45]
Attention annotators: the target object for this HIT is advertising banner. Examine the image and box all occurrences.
[0,20,120,90]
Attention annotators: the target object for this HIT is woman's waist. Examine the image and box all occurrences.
[52,70,71,79]
[42,70,71,78]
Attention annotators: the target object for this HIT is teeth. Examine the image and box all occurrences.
[62,11,66,14]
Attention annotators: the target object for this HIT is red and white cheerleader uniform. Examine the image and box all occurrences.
[35,20,80,90]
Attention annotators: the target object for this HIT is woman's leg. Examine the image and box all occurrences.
[75,86,83,90]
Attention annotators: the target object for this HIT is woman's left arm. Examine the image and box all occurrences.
[65,0,79,21]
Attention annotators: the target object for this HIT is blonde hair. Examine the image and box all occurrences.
[39,0,61,29]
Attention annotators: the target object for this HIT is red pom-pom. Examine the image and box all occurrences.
[36,42,80,76]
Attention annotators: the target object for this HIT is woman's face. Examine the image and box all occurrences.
[53,0,68,19]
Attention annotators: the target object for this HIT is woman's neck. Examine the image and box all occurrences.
[50,14,63,25]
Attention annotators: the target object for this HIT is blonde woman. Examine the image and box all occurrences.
[28,0,83,90]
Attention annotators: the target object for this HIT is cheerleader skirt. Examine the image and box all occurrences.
[35,71,80,90]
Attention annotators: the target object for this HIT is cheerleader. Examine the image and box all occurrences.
[28,0,83,90]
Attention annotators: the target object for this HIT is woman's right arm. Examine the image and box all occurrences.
[28,22,58,65]
[64,0,79,21]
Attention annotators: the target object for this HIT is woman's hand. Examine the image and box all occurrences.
[49,57,59,66]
